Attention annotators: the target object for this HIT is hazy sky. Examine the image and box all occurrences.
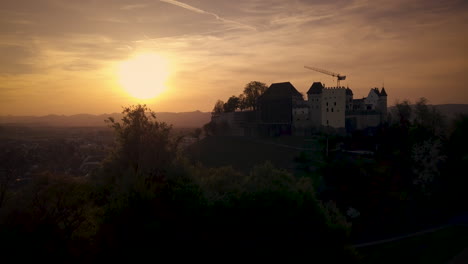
[1,0,467,115]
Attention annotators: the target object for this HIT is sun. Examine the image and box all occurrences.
[117,53,170,99]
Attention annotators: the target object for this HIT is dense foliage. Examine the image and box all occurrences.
[0,105,356,263]
[319,98,468,241]
[2,100,466,262]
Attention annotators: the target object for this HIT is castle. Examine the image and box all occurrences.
[212,81,388,136]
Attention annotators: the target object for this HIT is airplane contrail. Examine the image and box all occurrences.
[159,0,256,31]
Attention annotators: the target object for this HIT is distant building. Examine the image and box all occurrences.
[211,81,388,136]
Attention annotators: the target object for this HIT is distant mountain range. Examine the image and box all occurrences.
[0,111,212,128]
[1,104,467,128]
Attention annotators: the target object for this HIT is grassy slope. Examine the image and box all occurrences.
[186,136,323,173]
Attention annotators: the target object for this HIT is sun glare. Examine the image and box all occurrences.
[117,53,170,99]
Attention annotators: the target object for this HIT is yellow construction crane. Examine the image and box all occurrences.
[304,66,346,87]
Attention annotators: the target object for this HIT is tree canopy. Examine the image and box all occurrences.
[104,104,175,178]
[210,81,268,115]
[212,100,224,115]
[223,96,240,112]
[243,81,268,110]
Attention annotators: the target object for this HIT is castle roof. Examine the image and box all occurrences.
[346,87,353,96]
[371,88,381,96]
[380,87,387,96]
[260,82,303,100]
[307,82,324,94]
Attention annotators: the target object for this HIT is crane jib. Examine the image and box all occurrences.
[304,65,347,87]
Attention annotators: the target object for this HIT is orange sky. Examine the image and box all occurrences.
[1,0,468,115]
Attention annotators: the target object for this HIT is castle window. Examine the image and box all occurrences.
[326,102,328,106]
[334,102,336,106]
[331,108,334,112]
[327,120,329,124]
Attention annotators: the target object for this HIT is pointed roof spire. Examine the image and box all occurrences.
[380,87,387,96]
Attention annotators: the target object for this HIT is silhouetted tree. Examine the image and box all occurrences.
[190,162,354,260]
[243,81,268,110]
[411,139,446,196]
[0,173,95,262]
[202,120,230,136]
[238,94,247,111]
[414,97,445,137]
[223,95,240,112]
[212,100,224,116]
[192,128,202,141]
[393,99,412,127]
[104,104,175,178]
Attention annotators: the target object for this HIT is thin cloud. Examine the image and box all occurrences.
[159,0,256,31]
[120,4,148,10]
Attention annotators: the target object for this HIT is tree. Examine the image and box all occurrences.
[414,97,430,126]
[0,173,95,262]
[192,128,202,141]
[104,104,175,177]
[414,97,445,136]
[223,96,240,112]
[393,99,412,127]
[238,94,248,111]
[243,81,268,110]
[411,139,446,196]
[212,100,224,116]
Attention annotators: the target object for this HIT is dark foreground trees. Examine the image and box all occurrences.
[320,98,468,242]
[0,104,357,263]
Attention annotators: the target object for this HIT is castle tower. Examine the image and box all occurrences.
[307,82,323,128]
[321,86,346,128]
[378,87,388,122]
[346,87,353,112]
